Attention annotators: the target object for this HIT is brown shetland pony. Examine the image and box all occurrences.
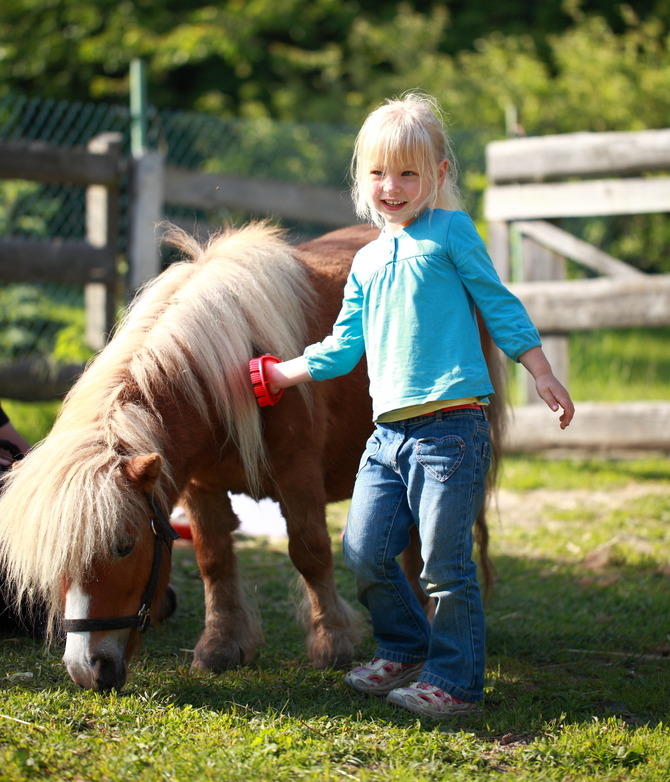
[0,222,504,691]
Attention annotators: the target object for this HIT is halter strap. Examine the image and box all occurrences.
[61,494,179,634]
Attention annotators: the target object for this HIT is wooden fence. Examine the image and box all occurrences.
[1,128,669,451]
[0,133,122,399]
[128,154,356,290]
[484,128,670,451]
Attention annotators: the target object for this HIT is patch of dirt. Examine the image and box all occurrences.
[491,482,670,531]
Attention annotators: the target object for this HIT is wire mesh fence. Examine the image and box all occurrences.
[0,91,492,394]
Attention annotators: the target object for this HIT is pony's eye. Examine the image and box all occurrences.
[113,537,136,558]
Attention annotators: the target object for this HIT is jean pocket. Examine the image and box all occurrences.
[356,437,381,476]
[415,435,466,482]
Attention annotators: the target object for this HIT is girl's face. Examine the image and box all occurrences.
[366,159,448,232]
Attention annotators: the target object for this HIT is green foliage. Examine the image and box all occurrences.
[0,398,59,445]
[1,1,669,276]
[0,285,67,360]
[0,0,668,132]
[0,181,49,236]
[0,284,92,363]
[3,1,668,272]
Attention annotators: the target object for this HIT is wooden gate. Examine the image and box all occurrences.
[484,128,670,451]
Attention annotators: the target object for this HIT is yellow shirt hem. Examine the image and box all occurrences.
[376,397,486,424]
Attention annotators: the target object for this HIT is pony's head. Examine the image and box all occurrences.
[0,425,178,690]
[0,222,312,690]
[59,452,179,691]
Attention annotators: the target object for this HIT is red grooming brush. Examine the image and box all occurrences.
[249,354,284,407]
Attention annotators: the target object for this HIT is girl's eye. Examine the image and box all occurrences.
[402,170,416,176]
[113,537,136,558]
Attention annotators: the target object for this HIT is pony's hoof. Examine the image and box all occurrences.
[191,638,256,673]
[308,634,355,670]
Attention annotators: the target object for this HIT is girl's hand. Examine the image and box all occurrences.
[518,346,575,429]
[534,373,575,429]
[249,355,313,407]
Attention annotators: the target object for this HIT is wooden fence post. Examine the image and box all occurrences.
[128,150,165,295]
[85,133,122,349]
[518,232,569,403]
[488,221,511,282]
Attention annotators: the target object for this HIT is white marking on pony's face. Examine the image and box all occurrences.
[62,582,91,680]
[62,582,128,690]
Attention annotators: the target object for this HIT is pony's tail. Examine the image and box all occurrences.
[475,311,509,601]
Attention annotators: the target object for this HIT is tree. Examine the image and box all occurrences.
[0,0,667,130]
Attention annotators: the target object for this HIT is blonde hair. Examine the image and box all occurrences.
[350,92,461,227]
[0,222,313,638]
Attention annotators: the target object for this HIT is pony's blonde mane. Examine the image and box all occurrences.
[0,222,312,636]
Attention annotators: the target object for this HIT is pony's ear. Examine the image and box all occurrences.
[123,453,163,491]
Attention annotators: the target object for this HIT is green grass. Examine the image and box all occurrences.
[569,327,670,402]
[0,399,60,446]
[1,326,669,780]
[508,326,670,405]
[498,453,670,491]
[2,454,670,781]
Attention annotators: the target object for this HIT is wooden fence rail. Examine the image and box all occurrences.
[0,134,123,399]
[0,134,122,343]
[128,156,355,290]
[485,128,670,452]
[1,128,668,453]
[510,275,670,332]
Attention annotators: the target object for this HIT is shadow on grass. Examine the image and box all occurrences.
[135,542,670,733]
[3,541,667,736]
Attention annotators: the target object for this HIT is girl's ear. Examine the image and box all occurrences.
[437,159,449,188]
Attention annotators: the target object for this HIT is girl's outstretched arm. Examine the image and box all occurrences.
[518,346,575,429]
[264,356,312,394]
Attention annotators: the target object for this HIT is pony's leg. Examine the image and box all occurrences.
[182,488,264,672]
[280,492,362,669]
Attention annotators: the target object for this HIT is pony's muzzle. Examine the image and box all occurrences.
[88,653,127,691]
[63,634,129,691]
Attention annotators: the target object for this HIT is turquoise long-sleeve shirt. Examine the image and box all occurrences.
[303,209,541,421]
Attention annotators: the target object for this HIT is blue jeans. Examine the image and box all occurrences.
[343,408,491,702]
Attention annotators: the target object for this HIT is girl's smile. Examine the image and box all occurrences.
[368,160,448,232]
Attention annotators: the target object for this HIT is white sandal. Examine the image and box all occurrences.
[387,681,479,718]
[343,656,424,696]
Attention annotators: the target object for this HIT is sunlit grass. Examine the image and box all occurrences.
[508,327,670,404]
[1,323,669,780]
[1,454,669,780]
[569,327,670,402]
[499,453,670,492]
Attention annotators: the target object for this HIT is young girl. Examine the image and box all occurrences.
[260,93,574,719]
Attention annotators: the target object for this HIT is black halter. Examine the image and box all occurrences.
[61,494,179,634]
